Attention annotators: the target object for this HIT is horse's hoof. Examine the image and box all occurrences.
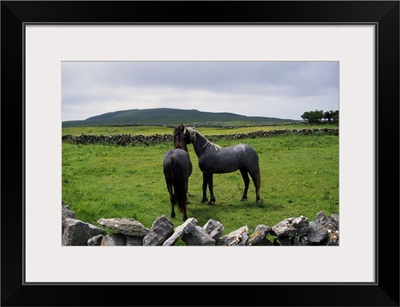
[201,199,208,204]
[207,201,214,206]
[241,197,248,201]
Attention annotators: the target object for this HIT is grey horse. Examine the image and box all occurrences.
[180,125,261,205]
[162,125,192,221]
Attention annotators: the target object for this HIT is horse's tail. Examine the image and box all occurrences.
[243,145,261,201]
[169,158,188,214]
[250,148,261,201]
[254,163,261,188]
[253,150,261,189]
[173,179,187,214]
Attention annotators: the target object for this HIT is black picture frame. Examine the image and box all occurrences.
[1,1,399,306]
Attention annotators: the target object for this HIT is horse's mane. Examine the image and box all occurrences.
[187,127,222,152]
[173,124,189,152]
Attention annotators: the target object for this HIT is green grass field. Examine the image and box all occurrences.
[62,125,339,236]
[62,123,320,136]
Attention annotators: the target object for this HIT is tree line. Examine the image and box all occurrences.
[301,110,339,125]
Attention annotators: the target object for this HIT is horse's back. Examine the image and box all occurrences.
[163,148,192,177]
[221,143,259,162]
[198,143,258,174]
[240,143,260,168]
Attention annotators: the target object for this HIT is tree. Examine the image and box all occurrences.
[301,110,324,124]
[323,110,339,124]
[323,110,333,123]
[331,110,339,124]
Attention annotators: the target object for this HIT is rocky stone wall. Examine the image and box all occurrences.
[62,203,339,247]
[62,128,339,146]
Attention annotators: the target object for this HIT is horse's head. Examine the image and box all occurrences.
[183,126,196,144]
[173,124,189,151]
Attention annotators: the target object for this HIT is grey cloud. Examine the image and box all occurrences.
[62,61,338,121]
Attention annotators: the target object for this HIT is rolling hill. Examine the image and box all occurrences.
[62,108,298,127]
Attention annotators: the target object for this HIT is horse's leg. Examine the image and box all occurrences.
[182,204,188,221]
[179,192,188,221]
[185,179,191,205]
[239,168,250,201]
[166,180,176,218]
[208,174,216,205]
[201,172,209,203]
[249,167,261,202]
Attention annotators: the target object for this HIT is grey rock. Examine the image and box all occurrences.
[307,221,328,244]
[271,216,309,237]
[329,214,339,228]
[315,211,329,226]
[217,226,248,246]
[97,218,149,236]
[248,224,271,246]
[126,236,144,246]
[163,218,197,246]
[143,215,174,246]
[101,234,127,246]
[251,237,273,246]
[88,234,104,246]
[273,236,293,246]
[291,236,301,246]
[62,202,76,235]
[326,224,339,246]
[299,234,309,245]
[182,226,215,246]
[203,219,224,241]
[327,230,339,246]
[63,218,107,246]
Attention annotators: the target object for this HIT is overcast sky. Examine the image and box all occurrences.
[62,61,339,121]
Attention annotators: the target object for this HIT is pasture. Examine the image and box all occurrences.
[62,123,314,136]
[62,125,339,235]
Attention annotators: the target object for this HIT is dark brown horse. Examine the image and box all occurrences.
[180,125,261,205]
[162,125,192,221]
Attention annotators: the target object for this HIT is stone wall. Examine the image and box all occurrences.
[62,203,339,247]
[62,128,339,146]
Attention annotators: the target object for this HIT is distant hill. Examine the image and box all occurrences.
[62,108,298,127]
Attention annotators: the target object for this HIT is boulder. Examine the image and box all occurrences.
[182,226,215,246]
[97,218,150,236]
[307,221,328,244]
[63,218,107,246]
[248,225,272,246]
[217,226,249,246]
[203,219,224,241]
[271,216,309,238]
[143,215,174,246]
[88,234,104,246]
[273,236,293,246]
[163,218,197,246]
[101,234,127,246]
[126,235,144,246]
[330,213,339,228]
[62,202,76,236]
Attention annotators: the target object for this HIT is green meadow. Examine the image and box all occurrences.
[62,125,339,235]
[62,123,313,136]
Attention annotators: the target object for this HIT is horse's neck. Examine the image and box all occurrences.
[174,133,189,152]
[193,132,213,155]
